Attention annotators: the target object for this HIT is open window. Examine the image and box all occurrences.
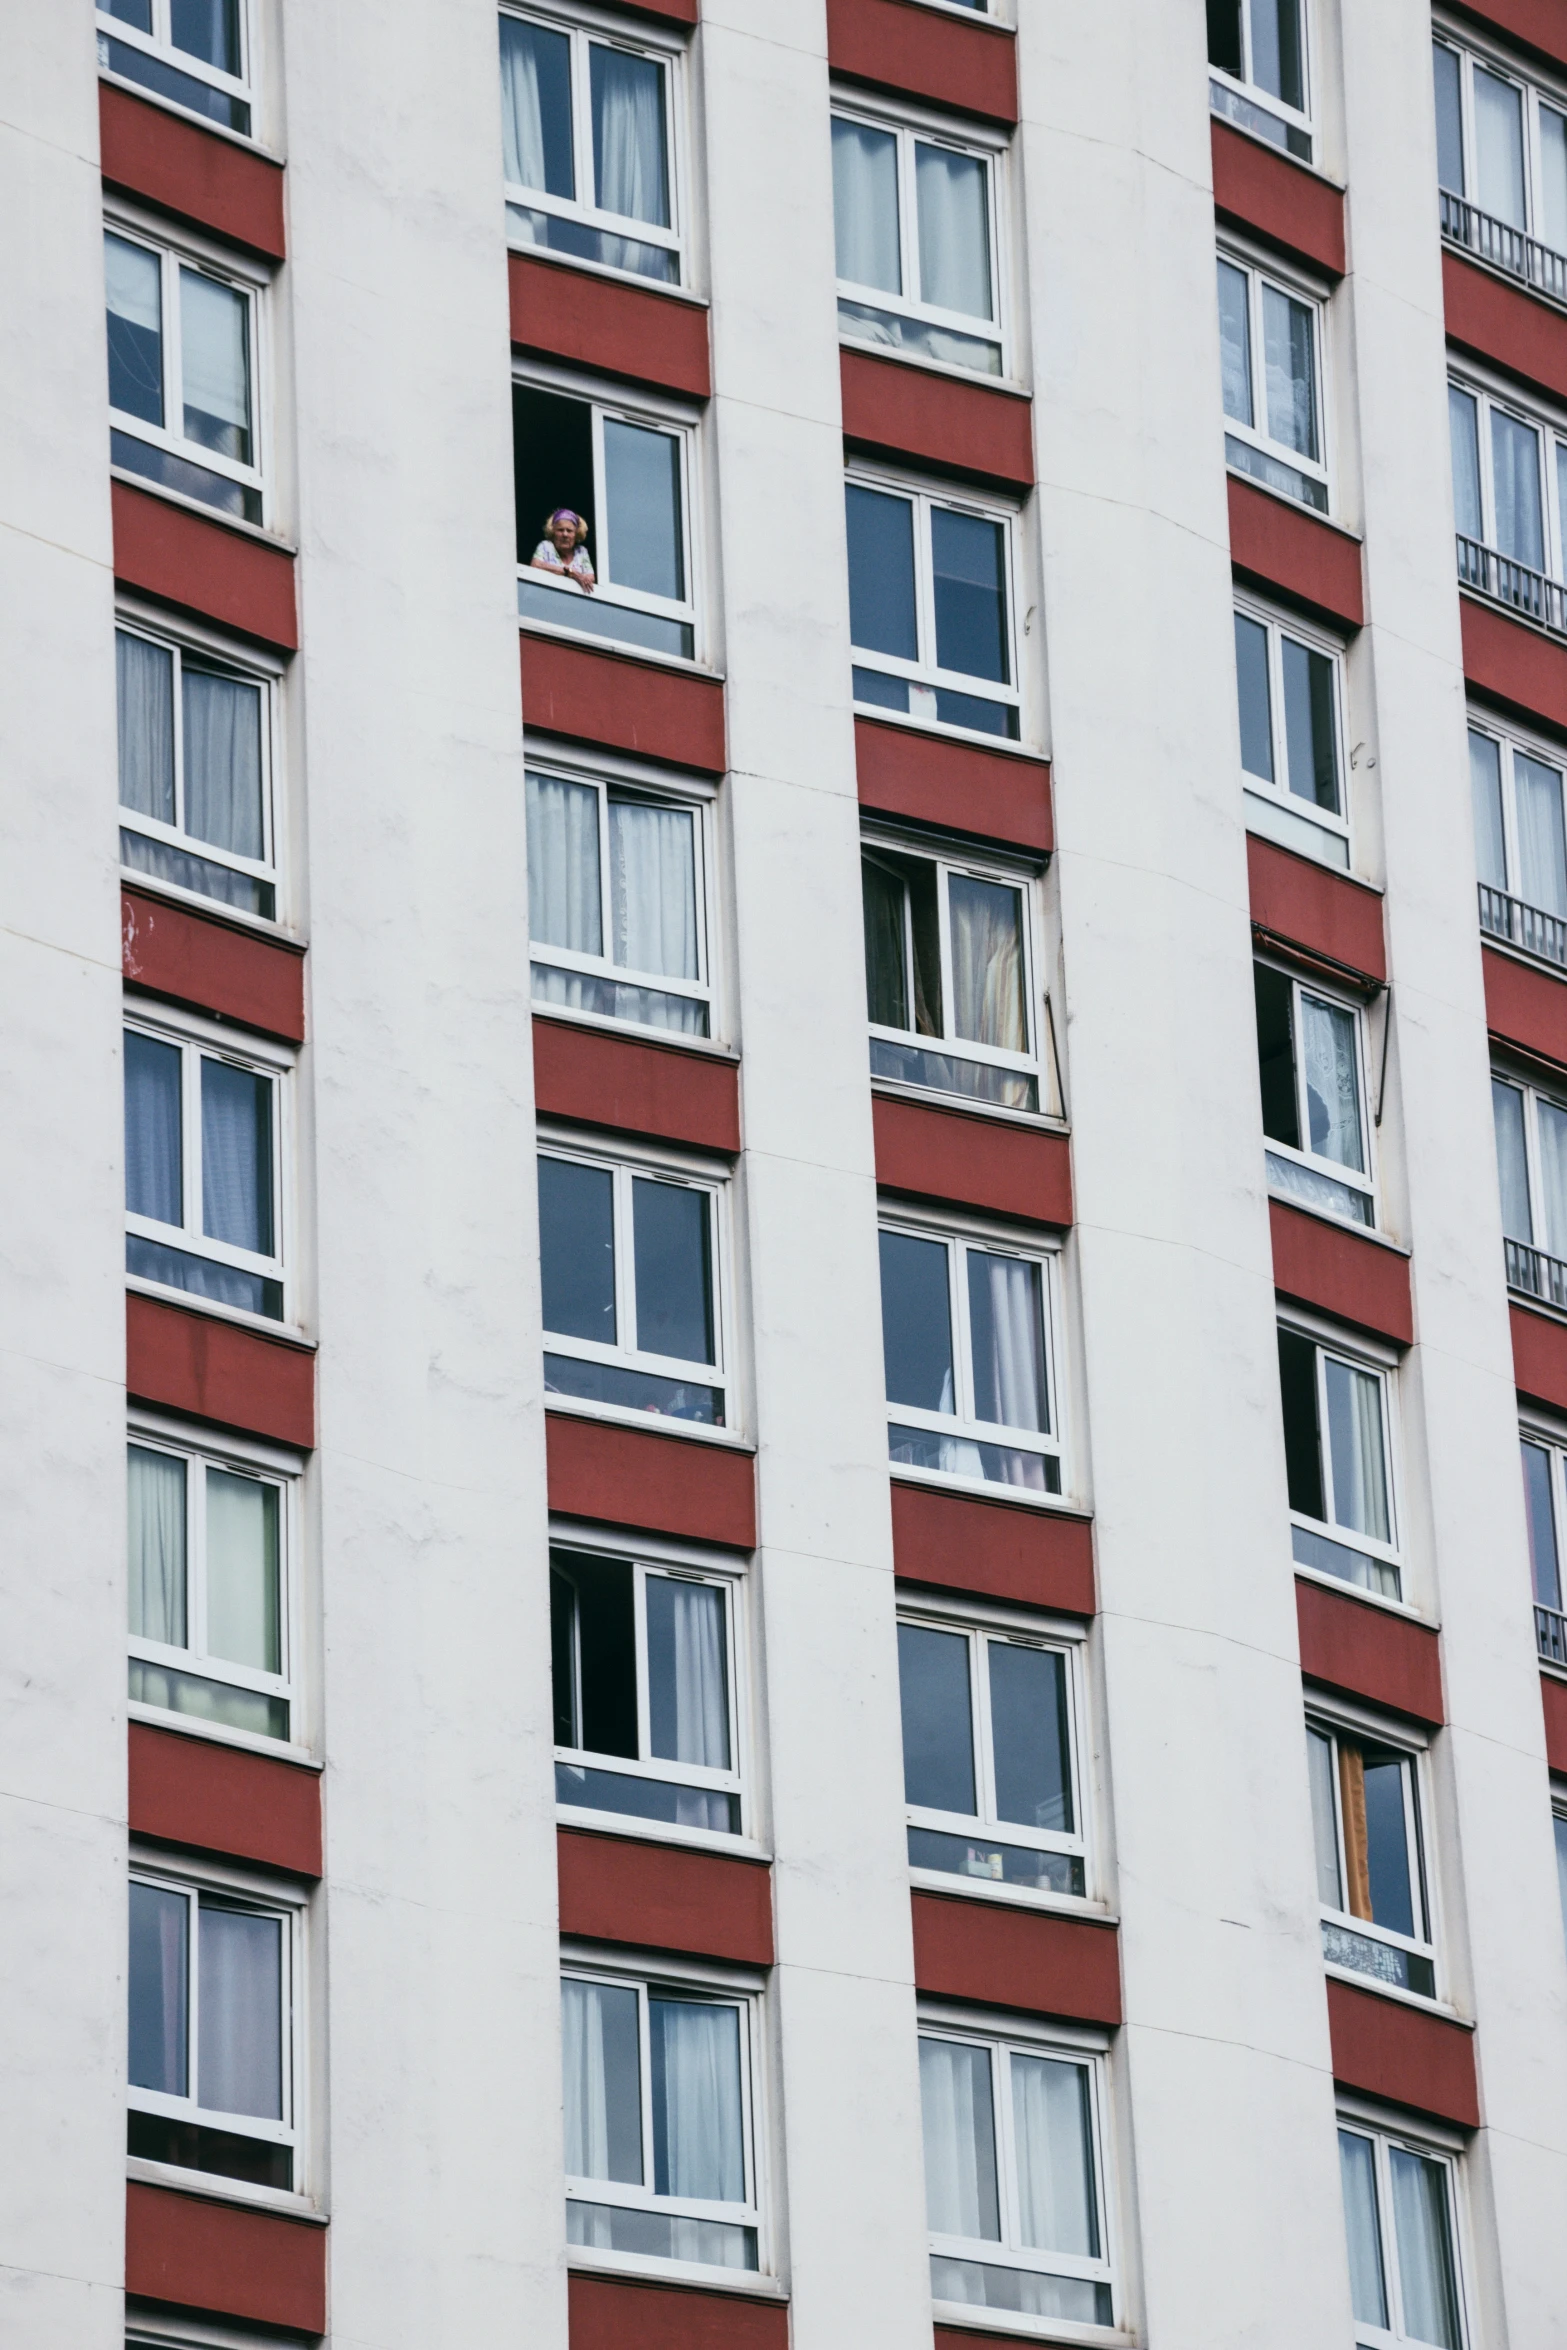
[99,0,253,137]
[1435,35,1567,303]
[1308,1715,1434,1997]
[847,473,1020,739]
[106,224,263,523]
[527,764,711,1036]
[1492,1065,1567,1306]
[1254,960,1374,1226]
[831,104,1003,377]
[1233,601,1348,869]
[1470,718,1567,966]
[117,620,278,920]
[880,1219,1061,1494]
[1521,1430,1567,1665]
[125,1018,287,1321]
[500,9,682,285]
[1217,248,1328,512]
[1208,0,1312,162]
[1278,1324,1402,1599]
[514,382,696,660]
[1338,2120,1467,2350]
[862,837,1041,1110]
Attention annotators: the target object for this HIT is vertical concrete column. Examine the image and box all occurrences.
[280,3,565,2344]
[700,6,933,2342]
[1338,7,1567,2341]
[1021,6,1352,2342]
[0,11,127,2350]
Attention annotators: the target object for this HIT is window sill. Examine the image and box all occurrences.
[128,1698,319,1770]
[544,1395,755,1452]
[911,1868,1112,1923]
[506,234,708,309]
[888,1458,1076,1513]
[852,701,1041,758]
[1291,1559,1434,1633]
[533,1003,737,1063]
[121,868,302,952]
[518,611,721,684]
[1322,1963,1471,2029]
[126,1275,314,1351]
[871,1075,1066,1135]
[126,2155,325,2221]
[559,1807,770,1862]
[839,332,1031,402]
[930,2301,1132,2348]
[110,465,295,556]
[1265,1187,1406,1256]
[566,2244,785,2299]
[98,66,283,164]
[1224,462,1348,536]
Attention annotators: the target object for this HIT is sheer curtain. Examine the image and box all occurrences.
[1469,732,1507,892]
[202,1060,272,1254]
[1217,261,1253,427]
[180,269,250,459]
[1389,2149,1460,2350]
[198,1902,282,2118]
[128,1881,188,2095]
[1262,285,1317,458]
[1543,105,1567,254]
[129,1444,186,1646]
[117,631,175,821]
[1515,753,1567,915]
[1299,996,1364,1170]
[832,118,901,292]
[650,1997,743,2200]
[1493,1079,1534,1241]
[1491,411,1544,568]
[1449,388,1483,540]
[968,1252,1047,1432]
[206,1468,279,1672]
[1011,2055,1097,2256]
[1535,1097,1567,1255]
[125,1031,184,1227]
[592,47,668,230]
[915,143,992,319]
[920,2036,1000,2240]
[610,798,697,978]
[1474,66,1527,228]
[527,774,603,954]
[499,16,551,190]
[184,666,263,857]
[949,875,1025,1050]
[1337,2132,1389,2329]
[562,1979,642,2184]
[1323,1359,1390,1542]
[646,1578,729,1768]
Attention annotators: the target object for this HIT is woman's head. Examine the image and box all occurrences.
[545,508,588,551]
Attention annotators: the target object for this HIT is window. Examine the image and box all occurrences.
[552,1548,742,1836]
[1254,961,1374,1226]
[562,1966,760,2274]
[1208,0,1312,162]
[880,1221,1061,1494]
[862,840,1040,1110]
[1434,37,1567,302]
[526,765,710,1036]
[920,2024,1114,2327]
[514,383,695,659]
[538,1146,727,1425]
[1233,602,1348,868]
[117,622,277,920]
[98,0,252,136]
[1555,1804,1567,1948]
[129,1432,294,1742]
[1278,1326,1401,1598]
[832,106,1003,377]
[1217,249,1327,511]
[898,1613,1084,1897]
[1492,1067,1567,1306]
[106,226,262,524]
[124,1019,286,1321]
[847,475,1019,740]
[500,11,680,285]
[1469,719,1567,965]
[1308,1718,1434,1997]
[1338,2121,1466,2350]
[1520,1431,1567,1664]
[1449,375,1567,624]
[128,1864,298,2190]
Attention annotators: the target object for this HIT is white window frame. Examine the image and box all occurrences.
[847,465,1023,741]
[1469,707,1567,961]
[1256,954,1377,1227]
[98,0,256,139]
[127,1853,305,2207]
[1336,2106,1472,2350]
[561,1954,767,2287]
[1234,593,1351,861]
[124,1010,292,1330]
[105,213,268,525]
[1281,1315,1405,1603]
[1449,366,1567,590]
[899,1597,1089,1909]
[830,96,1007,379]
[1219,242,1331,514]
[1519,1417,1567,1667]
[1208,0,1316,163]
[1493,1060,1567,1296]
[1434,30,1567,266]
[1308,1699,1439,2007]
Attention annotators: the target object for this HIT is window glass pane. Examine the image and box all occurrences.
[499,16,574,197]
[919,2038,1000,2240]
[989,1643,1071,1831]
[646,1576,730,1769]
[129,1881,188,2095]
[553,1553,637,1759]
[126,1031,184,1227]
[1388,2148,1461,2350]
[833,117,901,293]
[932,509,1008,684]
[170,0,241,72]
[1493,1078,1533,1243]
[1433,45,1465,196]
[591,45,669,228]
[1011,2054,1098,2256]
[1299,994,1364,1172]
[106,233,164,427]
[201,1059,273,1257]
[182,664,263,860]
[1278,1328,1325,1519]
[205,1469,280,1673]
[880,1229,954,1410]
[1449,386,1483,540]
[1323,1358,1390,1542]
[514,386,596,570]
[1234,613,1274,781]
[1261,284,1317,459]
[1474,66,1526,228]
[1307,1726,1341,1905]
[1521,1441,1563,1610]
[1281,638,1338,811]
[898,1623,977,1814]
[603,420,683,601]
[180,270,250,462]
[847,485,918,659]
[1207,0,1243,77]
[1514,752,1567,918]
[538,1158,617,1342]
[948,875,1026,1052]
[632,1177,713,1363]
[106,0,154,26]
[1535,1096,1567,1256]
[1541,105,1567,255]
[610,797,698,978]
[863,855,911,1029]
[563,1978,643,2183]
[1491,410,1543,570]
[1338,2130,1389,2329]
[527,772,603,956]
[1249,0,1304,110]
[649,1996,744,2200]
[967,1252,1048,1432]
[1217,260,1253,426]
[117,632,176,824]
[1254,965,1300,1149]
[198,1901,282,2118]
[129,1444,188,1648]
[1360,1749,1416,1937]
[916,144,992,320]
[1469,731,1507,892]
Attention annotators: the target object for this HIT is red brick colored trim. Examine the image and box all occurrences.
[520,632,726,775]
[1269,1201,1414,1349]
[1211,120,1346,278]
[568,2272,788,2350]
[892,1481,1096,1614]
[855,717,1052,853]
[99,83,286,261]
[129,1721,321,1877]
[122,888,305,1043]
[874,1094,1071,1227]
[112,481,298,653]
[1444,248,1567,407]
[1296,1578,1445,1728]
[1483,941,1567,1071]
[825,0,1018,125]
[1543,1671,1567,1773]
[1228,476,1365,631]
[127,1293,315,1449]
[911,1892,1122,2026]
[936,2330,1051,2350]
[533,1016,740,1154]
[841,348,1034,490]
[509,250,710,399]
[1325,1978,1480,2129]
[1449,0,1567,75]
[558,1828,774,1966]
[1512,1296,1567,1414]
[545,1412,757,1549]
[1247,832,1387,985]
[1461,594,1567,736]
[125,2182,326,2334]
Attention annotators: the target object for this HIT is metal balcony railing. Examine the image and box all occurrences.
[1457,533,1567,635]
[1478,881,1567,969]
[1506,1235,1567,1308]
[1441,188,1567,307]
[1539,1602,1567,1668]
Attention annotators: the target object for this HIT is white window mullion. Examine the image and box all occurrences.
[950,1239,974,1425]
[637,1980,656,2194]
[632,1567,652,1764]
[613,1163,637,1356]
[969,1631,996,1827]
[591,407,611,590]
[184,1887,202,2114]
[1314,1343,1338,1526]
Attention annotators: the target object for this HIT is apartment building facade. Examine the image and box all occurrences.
[5,1,1567,2347]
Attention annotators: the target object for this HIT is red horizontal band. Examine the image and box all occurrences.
[99,82,285,260]
[122,887,305,1043]
[533,1016,740,1154]
[568,2272,788,2350]
[841,347,1034,490]
[825,0,1018,125]
[509,248,710,399]
[1270,1200,1413,1349]
[1212,119,1346,277]
[892,1481,1095,1615]
[1325,1976,1479,2129]
[874,1093,1072,1228]
[521,632,726,775]
[1296,1577,1444,1726]
[559,1827,774,1966]
[112,480,298,653]
[127,1292,315,1449]
[545,1411,756,1549]
[130,1720,321,1877]
[125,2181,325,2334]
[912,1890,1122,2026]
[855,717,1052,854]
[1228,475,1365,630]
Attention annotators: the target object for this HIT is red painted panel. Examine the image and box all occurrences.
[874,1095,1072,1227]
[122,887,305,1043]
[1227,475,1365,630]
[1451,0,1567,73]
[892,1481,1096,1614]
[1269,1200,1414,1348]
[1211,120,1346,277]
[840,347,1034,490]
[1247,832,1387,984]
[1295,1578,1444,1728]
[568,2272,788,2350]
[1444,249,1567,406]
[99,83,286,260]
[1483,942,1567,1070]
[825,0,1017,125]
[111,480,298,653]
[129,1721,321,1877]
[1543,1671,1567,1773]
[1325,1977,1480,2129]
[520,632,726,775]
[1511,1297,1567,1416]
[545,1411,757,1548]
[855,717,1052,853]
[509,250,710,399]
[126,1293,315,1449]
[125,2182,326,2334]
[533,1016,740,1153]
[936,2330,1049,2350]
[558,1828,774,1965]
[911,1892,1122,2026]
[1461,594,1567,736]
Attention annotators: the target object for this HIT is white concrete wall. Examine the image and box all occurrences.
[0,9,128,2349]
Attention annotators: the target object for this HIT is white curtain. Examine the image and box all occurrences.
[1307,1728,1343,1907]
[916,142,992,320]
[129,1445,186,1647]
[1299,995,1364,1171]
[562,1979,642,2184]
[1217,260,1253,427]
[1389,2149,1459,2350]
[968,1252,1047,1433]
[183,666,263,858]
[1324,1359,1390,1542]
[651,1997,743,2202]
[198,1902,281,2118]
[117,631,175,822]
[206,1468,278,1672]
[920,2037,1000,2241]
[647,1577,729,1768]
[1542,105,1567,253]
[1515,753,1567,916]
[610,798,697,979]
[949,875,1025,1051]
[129,1881,188,2096]
[1535,1098,1567,1257]
[1262,284,1317,459]
[1011,2054,1096,2257]
[1338,2131,1389,2329]
[1494,1078,1534,1241]
[1449,387,1482,539]
[1474,65,1527,228]
[201,1059,270,1254]
[1469,731,1507,891]
[1491,410,1544,568]
[125,1031,184,1228]
[592,46,668,228]
[180,268,249,454]
[527,773,603,955]
[499,16,548,190]
[832,118,900,293]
